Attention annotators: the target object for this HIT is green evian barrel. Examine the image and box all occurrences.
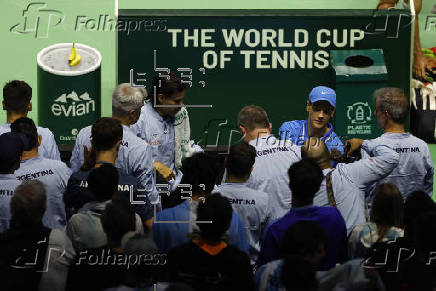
[37,43,101,146]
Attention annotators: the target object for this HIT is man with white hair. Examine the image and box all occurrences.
[70,84,158,204]
[347,87,433,203]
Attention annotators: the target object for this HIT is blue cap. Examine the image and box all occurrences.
[308,86,336,107]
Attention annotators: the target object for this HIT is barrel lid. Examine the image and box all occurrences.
[37,43,102,76]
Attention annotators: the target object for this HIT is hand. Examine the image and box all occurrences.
[413,53,428,81]
[345,138,364,157]
[153,161,176,182]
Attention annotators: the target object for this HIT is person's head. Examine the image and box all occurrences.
[10,117,40,151]
[197,193,233,242]
[370,183,404,228]
[306,86,336,131]
[281,220,327,268]
[2,80,32,115]
[288,158,324,206]
[10,180,46,227]
[370,184,404,241]
[301,137,330,168]
[112,83,146,125]
[150,73,187,117]
[101,197,136,248]
[0,132,27,174]
[81,118,123,171]
[87,163,119,202]
[413,211,436,264]
[180,153,219,196]
[403,191,436,237]
[226,142,256,181]
[374,87,409,129]
[237,105,271,141]
[91,117,123,152]
[281,255,318,291]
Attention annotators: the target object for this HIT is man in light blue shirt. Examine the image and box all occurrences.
[0,132,27,233]
[70,84,158,204]
[303,137,400,234]
[238,105,301,220]
[11,118,71,231]
[215,142,272,264]
[278,86,344,154]
[347,88,434,203]
[1,80,60,160]
[130,73,188,192]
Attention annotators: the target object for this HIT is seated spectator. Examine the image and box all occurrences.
[70,84,158,204]
[1,80,60,160]
[257,158,347,270]
[67,198,151,291]
[363,191,436,291]
[67,164,143,251]
[153,153,248,254]
[348,183,404,259]
[0,132,26,233]
[11,117,71,231]
[214,142,272,264]
[166,193,254,291]
[255,221,326,291]
[303,137,399,234]
[64,117,153,229]
[0,180,75,291]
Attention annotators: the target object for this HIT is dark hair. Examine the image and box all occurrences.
[87,164,119,202]
[374,87,409,124]
[82,118,123,171]
[404,191,436,237]
[150,72,188,103]
[288,158,324,205]
[101,197,136,247]
[180,153,219,195]
[226,142,256,179]
[197,193,233,242]
[281,255,318,291]
[3,80,32,114]
[10,117,38,150]
[237,105,270,132]
[413,211,436,261]
[370,183,404,241]
[91,117,123,151]
[10,180,46,228]
[281,220,327,258]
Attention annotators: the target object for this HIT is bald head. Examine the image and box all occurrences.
[301,137,330,167]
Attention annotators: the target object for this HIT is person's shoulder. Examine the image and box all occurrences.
[40,157,70,170]
[123,127,149,147]
[156,201,187,219]
[49,228,72,246]
[407,133,430,148]
[316,205,344,219]
[70,169,90,180]
[36,125,55,137]
[279,120,305,132]
[76,125,92,138]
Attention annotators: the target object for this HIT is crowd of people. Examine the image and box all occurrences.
[0,75,435,291]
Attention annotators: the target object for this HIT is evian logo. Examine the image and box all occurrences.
[51,91,95,117]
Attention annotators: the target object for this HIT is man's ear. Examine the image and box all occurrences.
[37,135,42,147]
[239,125,246,136]
[157,93,165,105]
[28,101,32,112]
[115,140,122,151]
[306,101,311,112]
[268,123,272,132]
[331,108,335,117]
